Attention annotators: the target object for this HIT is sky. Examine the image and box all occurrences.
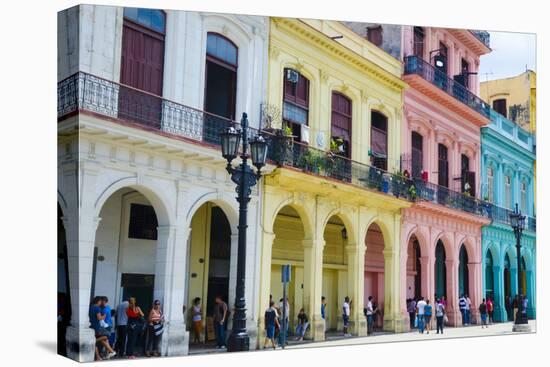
[478,31,536,82]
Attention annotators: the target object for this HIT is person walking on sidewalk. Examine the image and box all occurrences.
[321,296,327,335]
[407,298,416,330]
[435,299,445,334]
[365,296,374,335]
[416,297,427,334]
[191,297,203,344]
[263,301,279,350]
[465,294,472,325]
[213,295,228,349]
[479,299,488,328]
[424,300,433,334]
[115,299,129,357]
[459,294,467,325]
[487,297,494,324]
[145,300,164,357]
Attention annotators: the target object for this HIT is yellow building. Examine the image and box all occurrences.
[258,18,410,346]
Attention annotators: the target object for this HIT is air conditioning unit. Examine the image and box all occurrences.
[286,69,299,84]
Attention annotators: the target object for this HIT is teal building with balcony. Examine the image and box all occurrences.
[481,109,536,321]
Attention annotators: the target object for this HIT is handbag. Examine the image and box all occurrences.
[443,315,449,323]
[153,322,164,336]
[96,327,111,337]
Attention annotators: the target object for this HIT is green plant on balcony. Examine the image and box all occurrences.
[408,184,417,201]
[330,136,345,154]
[298,149,325,174]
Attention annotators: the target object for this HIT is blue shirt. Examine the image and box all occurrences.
[321,304,326,319]
[425,304,433,316]
[89,305,101,330]
[103,305,113,327]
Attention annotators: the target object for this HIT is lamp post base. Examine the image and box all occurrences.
[227,331,250,352]
[512,323,531,332]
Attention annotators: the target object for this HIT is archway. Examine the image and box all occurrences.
[434,240,447,300]
[484,249,494,301]
[322,215,349,332]
[406,235,422,300]
[271,205,308,335]
[504,253,512,321]
[186,202,233,346]
[57,204,71,356]
[458,245,469,297]
[364,222,385,330]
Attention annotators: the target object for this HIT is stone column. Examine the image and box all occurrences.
[419,256,432,300]
[64,212,101,362]
[510,267,518,298]
[382,247,404,332]
[399,243,410,332]
[303,239,325,341]
[467,261,482,324]
[492,265,507,322]
[526,270,536,319]
[257,231,275,349]
[154,225,191,356]
[346,243,367,336]
[445,259,460,326]
[227,234,239,331]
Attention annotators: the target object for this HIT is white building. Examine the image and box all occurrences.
[57,5,268,361]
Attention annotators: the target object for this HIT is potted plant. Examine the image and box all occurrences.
[408,184,417,200]
[271,125,294,166]
[298,149,324,174]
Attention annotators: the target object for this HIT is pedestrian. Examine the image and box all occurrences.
[213,295,228,349]
[343,296,352,337]
[416,296,427,334]
[191,297,203,344]
[435,298,445,334]
[407,298,416,329]
[321,296,327,334]
[465,294,472,325]
[486,297,494,324]
[145,300,164,357]
[100,297,115,348]
[522,295,529,317]
[126,297,144,359]
[295,308,309,341]
[479,299,488,328]
[264,301,279,349]
[90,296,117,360]
[459,294,467,325]
[278,297,290,346]
[424,300,433,334]
[440,295,447,308]
[364,296,374,335]
[512,295,519,322]
[115,298,129,357]
[505,295,512,321]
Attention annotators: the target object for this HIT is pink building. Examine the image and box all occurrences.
[399,26,492,327]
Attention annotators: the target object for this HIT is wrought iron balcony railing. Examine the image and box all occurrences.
[470,30,491,49]
[58,72,236,147]
[404,55,490,119]
[488,203,536,232]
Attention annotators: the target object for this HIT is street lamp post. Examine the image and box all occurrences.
[509,203,531,332]
[220,112,268,351]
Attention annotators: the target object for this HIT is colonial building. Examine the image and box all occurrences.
[481,108,536,322]
[258,18,411,345]
[58,5,268,361]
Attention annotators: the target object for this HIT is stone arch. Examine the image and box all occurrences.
[403,225,429,257]
[434,231,454,260]
[93,176,173,226]
[184,190,238,235]
[320,207,357,245]
[458,235,480,263]
[484,241,500,264]
[363,216,393,251]
[268,197,314,240]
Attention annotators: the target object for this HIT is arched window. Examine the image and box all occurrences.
[413,26,424,58]
[438,143,449,188]
[283,68,309,141]
[411,131,423,178]
[204,33,238,121]
[371,111,388,170]
[485,250,494,300]
[331,92,352,158]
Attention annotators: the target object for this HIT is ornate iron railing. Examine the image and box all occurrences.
[470,30,491,48]
[487,203,536,232]
[57,72,236,146]
[404,55,490,118]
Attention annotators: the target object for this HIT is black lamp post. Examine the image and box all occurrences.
[509,203,530,331]
[220,112,268,351]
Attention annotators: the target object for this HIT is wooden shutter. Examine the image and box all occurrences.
[331,92,352,157]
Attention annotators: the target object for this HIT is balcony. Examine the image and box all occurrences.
[488,109,535,153]
[488,204,536,233]
[58,72,236,148]
[403,55,490,125]
[470,30,491,49]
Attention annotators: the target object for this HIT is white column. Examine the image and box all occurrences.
[154,225,191,356]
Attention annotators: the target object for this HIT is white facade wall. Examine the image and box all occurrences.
[58,4,268,361]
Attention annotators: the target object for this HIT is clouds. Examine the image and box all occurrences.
[479,31,536,81]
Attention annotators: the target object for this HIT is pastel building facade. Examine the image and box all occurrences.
[58,5,268,361]
[480,108,536,322]
[399,26,493,326]
[258,17,411,345]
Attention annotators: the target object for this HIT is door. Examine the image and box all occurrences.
[121,273,155,316]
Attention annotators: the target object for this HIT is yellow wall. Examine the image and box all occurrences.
[267,17,407,172]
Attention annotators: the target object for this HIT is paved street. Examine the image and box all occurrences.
[285,321,537,350]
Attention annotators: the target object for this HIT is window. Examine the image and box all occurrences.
[435,42,448,75]
[493,98,507,117]
[411,132,423,178]
[204,33,238,121]
[461,58,470,89]
[367,25,383,47]
[438,144,449,187]
[119,8,166,125]
[283,68,309,141]
[331,92,352,158]
[413,27,425,58]
[521,181,527,213]
[505,175,512,209]
[487,166,494,202]
[128,204,158,240]
[123,8,166,34]
[371,111,388,170]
